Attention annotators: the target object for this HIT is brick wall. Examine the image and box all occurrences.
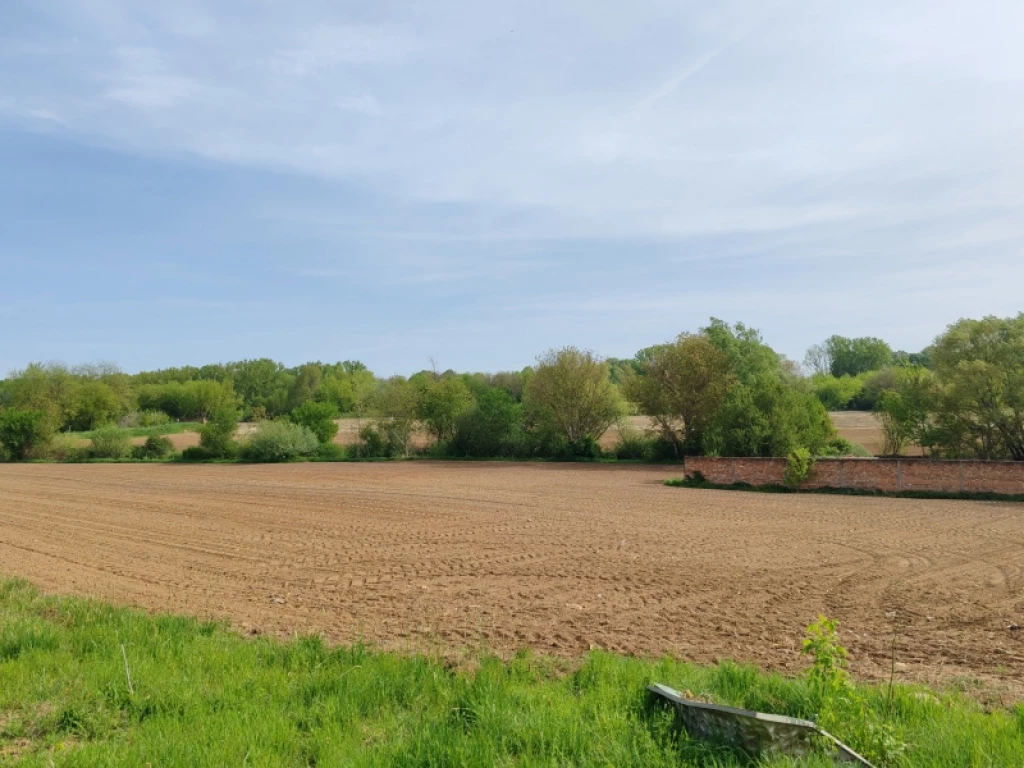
[683,456,1024,495]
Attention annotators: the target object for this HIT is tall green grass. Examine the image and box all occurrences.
[1,579,1021,766]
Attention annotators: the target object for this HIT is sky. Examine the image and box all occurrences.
[2,1,1023,376]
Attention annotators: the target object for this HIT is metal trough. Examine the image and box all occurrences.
[648,683,875,766]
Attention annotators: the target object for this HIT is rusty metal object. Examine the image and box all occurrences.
[648,684,875,766]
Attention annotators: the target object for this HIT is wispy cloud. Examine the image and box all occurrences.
[1,0,1023,372]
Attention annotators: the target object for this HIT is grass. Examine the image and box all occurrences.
[2,580,1022,766]
[665,477,1024,503]
[68,422,203,440]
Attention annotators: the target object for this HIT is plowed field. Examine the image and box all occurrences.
[1,463,1022,695]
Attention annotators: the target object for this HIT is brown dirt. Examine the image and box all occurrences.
[1,463,1021,696]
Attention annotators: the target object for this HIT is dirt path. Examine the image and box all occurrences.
[1,462,1021,697]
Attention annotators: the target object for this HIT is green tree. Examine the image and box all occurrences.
[367,377,420,457]
[289,401,339,444]
[524,347,622,452]
[811,374,865,411]
[702,320,836,457]
[0,409,52,461]
[451,388,523,457]
[231,359,287,415]
[199,404,240,458]
[928,314,1024,460]
[622,334,734,456]
[68,380,122,431]
[824,336,894,377]
[286,364,323,411]
[416,375,473,443]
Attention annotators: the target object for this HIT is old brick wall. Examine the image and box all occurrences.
[683,457,1024,495]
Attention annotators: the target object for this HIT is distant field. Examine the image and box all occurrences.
[829,411,922,456]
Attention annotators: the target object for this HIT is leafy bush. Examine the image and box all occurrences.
[289,401,339,444]
[819,437,872,458]
[241,420,319,463]
[358,422,393,458]
[0,409,52,461]
[88,426,133,459]
[811,374,865,411]
[563,436,603,460]
[784,447,815,488]
[449,389,523,457]
[181,446,214,461]
[137,435,175,459]
[358,420,418,459]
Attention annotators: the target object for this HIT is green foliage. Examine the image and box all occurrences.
[87,426,133,459]
[180,445,215,462]
[240,420,319,462]
[367,377,420,457]
[450,389,524,457]
[198,405,240,459]
[358,420,413,459]
[45,433,87,462]
[0,580,1018,766]
[130,409,172,428]
[926,314,1024,460]
[67,380,122,431]
[0,408,52,461]
[525,347,623,447]
[825,335,894,377]
[818,437,872,458]
[416,375,473,443]
[137,380,238,422]
[801,616,908,765]
[784,448,815,488]
[139,435,176,460]
[310,442,349,461]
[622,334,734,457]
[288,400,339,444]
[810,373,865,411]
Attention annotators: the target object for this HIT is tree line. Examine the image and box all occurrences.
[1,313,1021,462]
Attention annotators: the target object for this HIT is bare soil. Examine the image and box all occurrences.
[1,463,1021,696]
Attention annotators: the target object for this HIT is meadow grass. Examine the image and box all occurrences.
[1,579,1022,766]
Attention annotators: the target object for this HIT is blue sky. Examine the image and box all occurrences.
[2,1,1023,375]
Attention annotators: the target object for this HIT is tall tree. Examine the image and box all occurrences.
[825,336,894,377]
[524,347,622,449]
[622,334,734,456]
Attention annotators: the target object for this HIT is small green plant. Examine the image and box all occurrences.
[784,448,815,488]
[802,615,850,704]
[802,616,908,765]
